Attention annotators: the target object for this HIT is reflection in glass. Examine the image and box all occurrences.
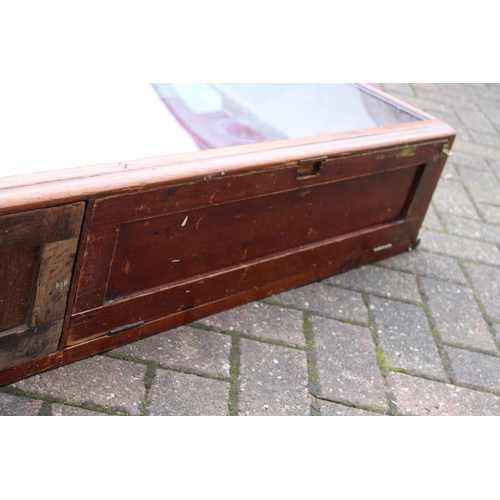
[152,83,422,149]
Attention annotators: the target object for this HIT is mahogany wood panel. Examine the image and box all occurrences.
[67,217,416,345]
[67,141,449,346]
[106,165,420,300]
[73,141,444,313]
[87,141,441,228]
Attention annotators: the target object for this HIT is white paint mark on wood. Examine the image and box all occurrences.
[181,216,188,226]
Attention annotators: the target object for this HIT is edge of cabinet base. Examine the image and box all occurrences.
[0,220,417,387]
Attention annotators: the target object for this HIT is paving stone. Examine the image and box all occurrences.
[440,161,459,181]
[440,214,500,244]
[238,338,310,416]
[110,326,230,379]
[147,369,229,416]
[493,323,500,344]
[469,130,500,149]
[318,400,385,416]
[271,282,367,324]
[200,302,305,347]
[458,166,500,205]
[463,262,500,321]
[380,83,414,96]
[421,204,443,231]
[464,82,492,93]
[387,372,500,416]
[0,393,43,416]
[445,346,500,393]
[370,296,445,379]
[11,356,147,415]
[448,151,490,170]
[453,139,500,161]
[454,108,498,135]
[389,93,451,115]
[420,277,497,353]
[411,83,440,94]
[51,404,107,416]
[419,228,500,265]
[477,94,499,111]
[432,179,480,219]
[478,203,500,224]
[379,249,466,284]
[488,158,500,176]
[414,87,478,110]
[312,316,388,411]
[437,83,467,96]
[325,265,420,302]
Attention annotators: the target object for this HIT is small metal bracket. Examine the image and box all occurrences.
[109,321,145,336]
[373,243,393,253]
[441,145,452,156]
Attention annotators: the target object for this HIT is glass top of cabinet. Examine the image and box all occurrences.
[0,83,424,177]
[152,83,423,150]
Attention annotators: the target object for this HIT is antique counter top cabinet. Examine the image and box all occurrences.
[0,83,455,385]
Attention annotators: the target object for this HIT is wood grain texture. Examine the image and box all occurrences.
[105,165,421,300]
[67,218,417,345]
[27,238,80,326]
[0,248,37,331]
[0,321,62,371]
[0,203,84,250]
[0,120,455,215]
[0,223,413,385]
[73,141,444,312]
[0,203,84,371]
[88,141,441,227]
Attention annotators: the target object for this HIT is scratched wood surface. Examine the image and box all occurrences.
[65,138,452,347]
[105,165,420,299]
[0,203,84,371]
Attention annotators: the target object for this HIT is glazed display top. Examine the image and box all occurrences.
[0,83,424,177]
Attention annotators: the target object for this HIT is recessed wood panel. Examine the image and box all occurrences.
[106,165,421,300]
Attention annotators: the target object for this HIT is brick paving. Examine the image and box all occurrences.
[2,83,500,416]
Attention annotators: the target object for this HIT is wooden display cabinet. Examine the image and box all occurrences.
[0,84,455,385]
